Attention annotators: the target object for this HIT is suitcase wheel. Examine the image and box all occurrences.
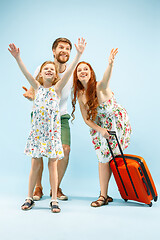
[154,196,158,202]
[124,199,128,202]
[148,202,152,207]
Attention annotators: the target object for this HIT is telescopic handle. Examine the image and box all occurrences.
[107,130,139,199]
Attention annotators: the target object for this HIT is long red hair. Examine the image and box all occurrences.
[71,62,99,121]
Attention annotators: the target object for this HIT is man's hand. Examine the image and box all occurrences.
[22,86,34,101]
[74,38,87,54]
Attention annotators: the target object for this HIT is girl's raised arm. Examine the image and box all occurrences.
[8,43,39,90]
[55,38,87,96]
[98,48,118,90]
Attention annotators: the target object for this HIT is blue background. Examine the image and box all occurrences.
[0,0,159,239]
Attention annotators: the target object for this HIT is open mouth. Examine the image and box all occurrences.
[60,52,68,58]
[46,73,53,76]
[80,74,87,78]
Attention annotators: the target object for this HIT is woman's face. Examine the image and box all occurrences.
[77,63,91,84]
[41,63,56,82]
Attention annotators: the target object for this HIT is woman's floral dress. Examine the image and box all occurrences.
[90,94,131,163]
[24,85,64,159]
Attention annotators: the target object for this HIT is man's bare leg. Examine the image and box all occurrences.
[57,144,70,187]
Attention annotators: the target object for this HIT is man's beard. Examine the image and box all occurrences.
[56,52,69,63]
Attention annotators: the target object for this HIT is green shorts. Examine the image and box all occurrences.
[61,114,71,146]
[31,112,71,146]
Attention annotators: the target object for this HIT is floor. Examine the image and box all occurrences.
[0,177,159,240]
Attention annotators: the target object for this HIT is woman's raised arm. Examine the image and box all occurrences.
[98,48,118,90]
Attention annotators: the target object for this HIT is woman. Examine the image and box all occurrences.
[72,48,131,207]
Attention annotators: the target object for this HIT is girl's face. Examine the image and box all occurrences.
[40,63,56,82]
[77,63,91,84]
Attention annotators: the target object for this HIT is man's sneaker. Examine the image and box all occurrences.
[50,188,68,200]
[33,186,43,201]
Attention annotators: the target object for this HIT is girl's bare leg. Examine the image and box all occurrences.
[48,158,60,213]
[35,157,43,188]
[22,157,41,210]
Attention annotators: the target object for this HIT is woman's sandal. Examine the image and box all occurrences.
[21,197,35,210]
[99,192,113,202]
[91,195,108,207]
[50,199,61,213]
[107,195,113,202]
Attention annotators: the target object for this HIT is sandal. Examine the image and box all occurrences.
[91,195,108,207]
[107,195,113,202]
[99,192,113,202]
[50,200,61,213]
[21,197,35,210]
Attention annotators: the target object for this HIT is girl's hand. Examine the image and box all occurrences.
[108,48,118,65]
[100,128,110,139]
[8,43,20,59]
[74,37,87,54]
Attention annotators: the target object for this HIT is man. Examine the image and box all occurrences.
[23,37,73,201]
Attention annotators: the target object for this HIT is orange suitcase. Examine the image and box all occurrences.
[108,131,158,207]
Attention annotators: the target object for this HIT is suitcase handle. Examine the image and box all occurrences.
[107,131,139,199]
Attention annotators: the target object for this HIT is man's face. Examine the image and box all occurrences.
[53,41,71,63]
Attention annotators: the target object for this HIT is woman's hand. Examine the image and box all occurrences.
[108,48,118,65]
[74,37,87,54]
[8,43,20,59]
[100,128,110,139]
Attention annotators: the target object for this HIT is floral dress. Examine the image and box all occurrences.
[90,94,131,163]
[24,85,64,159]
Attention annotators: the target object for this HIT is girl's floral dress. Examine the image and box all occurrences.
[24,85,64,159]
[90,94,131,163]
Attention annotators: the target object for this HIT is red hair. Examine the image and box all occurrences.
[71,62,99,121]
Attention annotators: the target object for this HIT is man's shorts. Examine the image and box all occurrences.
[61,114,71,146]
[31,112,71,146]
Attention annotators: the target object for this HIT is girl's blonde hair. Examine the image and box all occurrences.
[36,61,60,86]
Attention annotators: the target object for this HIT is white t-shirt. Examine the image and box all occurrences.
[33,64,73,116]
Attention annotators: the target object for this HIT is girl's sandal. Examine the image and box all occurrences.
[21,197,35,210]
[50,199,61,213]
[91,195,108,207]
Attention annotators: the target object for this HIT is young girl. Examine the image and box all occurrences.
[8,38,86,213]
[71,48,132,207]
